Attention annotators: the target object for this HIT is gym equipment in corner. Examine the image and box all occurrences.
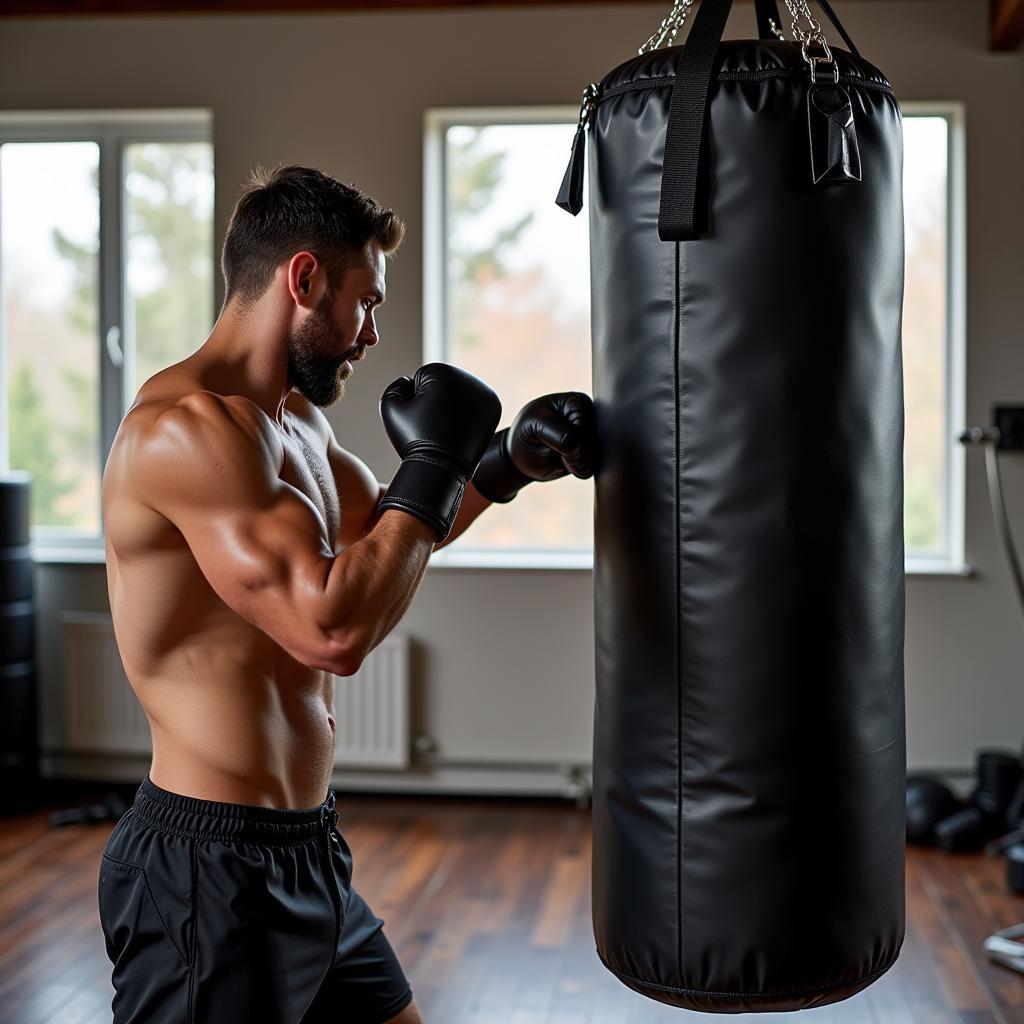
[960,407,1024,972]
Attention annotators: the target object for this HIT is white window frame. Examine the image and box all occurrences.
[0,109,213,563]
[902,101,968,577]
[423,103,968,577]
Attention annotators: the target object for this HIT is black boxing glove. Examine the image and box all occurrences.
[471,391,597,504]
[377,363,501,541]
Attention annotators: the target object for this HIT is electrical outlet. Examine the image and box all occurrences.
[994,406,1024,451]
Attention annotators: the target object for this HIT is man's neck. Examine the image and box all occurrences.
[197,302,292,423]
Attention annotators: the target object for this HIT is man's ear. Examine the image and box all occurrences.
[287,251,321,306]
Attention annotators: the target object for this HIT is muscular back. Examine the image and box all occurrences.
[103,367,352,809]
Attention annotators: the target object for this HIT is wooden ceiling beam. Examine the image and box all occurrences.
[0,0,898,16]
[991,0,1024,50]
[2,0,696,14]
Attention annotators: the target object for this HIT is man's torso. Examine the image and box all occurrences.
[103,362,344,809]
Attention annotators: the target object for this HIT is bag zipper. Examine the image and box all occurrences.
[598,66,893,103]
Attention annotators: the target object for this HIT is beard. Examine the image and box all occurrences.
[287,289,354,408]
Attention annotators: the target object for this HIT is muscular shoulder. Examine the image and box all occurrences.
[125,391,278,460]
[108,392,284,510]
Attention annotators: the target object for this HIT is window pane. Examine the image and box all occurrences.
[446,123,593,552]
[1,141,101,535]
[902,117,949,558]
[125,141,214,399]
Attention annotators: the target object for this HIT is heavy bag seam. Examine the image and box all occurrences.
[673,238,685,982]
[597,950,899,1000]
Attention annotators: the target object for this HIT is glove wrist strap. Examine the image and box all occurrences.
[471,428,534,504]
[377,456,467,541]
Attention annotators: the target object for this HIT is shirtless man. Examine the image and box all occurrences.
[97,165,597,1024]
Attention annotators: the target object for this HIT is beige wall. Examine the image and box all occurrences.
[2,0,1022,792]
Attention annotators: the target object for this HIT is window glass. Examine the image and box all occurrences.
[445,123,593,552]
[902,116,949,558]
[1,141,101,535]
[125,141,214,401]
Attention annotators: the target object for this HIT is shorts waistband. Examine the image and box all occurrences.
[131,776,339,844]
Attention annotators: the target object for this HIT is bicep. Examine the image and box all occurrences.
[327,439,385,549]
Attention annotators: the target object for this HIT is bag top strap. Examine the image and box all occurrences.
[815,0,861,56]
[657,0,734,242]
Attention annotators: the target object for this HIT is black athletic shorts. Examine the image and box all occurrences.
[97,776,414,1024]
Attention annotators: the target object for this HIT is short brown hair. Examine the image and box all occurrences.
[221,165,405,307]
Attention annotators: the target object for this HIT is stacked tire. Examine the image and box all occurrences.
[0,474,39,814]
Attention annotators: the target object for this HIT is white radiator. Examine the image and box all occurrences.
[332,635,411,769]
[61,613,411,770]
[62,612,150,754]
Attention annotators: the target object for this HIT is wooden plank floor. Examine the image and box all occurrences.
[2,789,1024,1023]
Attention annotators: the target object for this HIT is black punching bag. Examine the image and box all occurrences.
[559,0,906,1012]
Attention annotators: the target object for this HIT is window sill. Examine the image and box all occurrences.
[904,559,974,579]
[31,546,107,565]
[29,545,975,579]
[428,549,593,571]
[430,552,976,577]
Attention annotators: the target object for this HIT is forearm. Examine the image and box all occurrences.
[314,465,495,670]
[319,509,436,672]
[434,481,494,551]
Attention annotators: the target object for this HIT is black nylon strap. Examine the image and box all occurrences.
[816,0,860,56]
[658,0,733,241]
[657,0,860,241]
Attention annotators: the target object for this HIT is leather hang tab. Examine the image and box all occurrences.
[807,76,861,185]
[556,125,587,216]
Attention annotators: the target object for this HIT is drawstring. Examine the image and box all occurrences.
[321,791,339,831]
[320,791,343,953]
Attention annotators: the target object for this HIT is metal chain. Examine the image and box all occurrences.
[638,0,696,55]
[638,0,834,78]
[783,0,835,73]
[784,0,824,45]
